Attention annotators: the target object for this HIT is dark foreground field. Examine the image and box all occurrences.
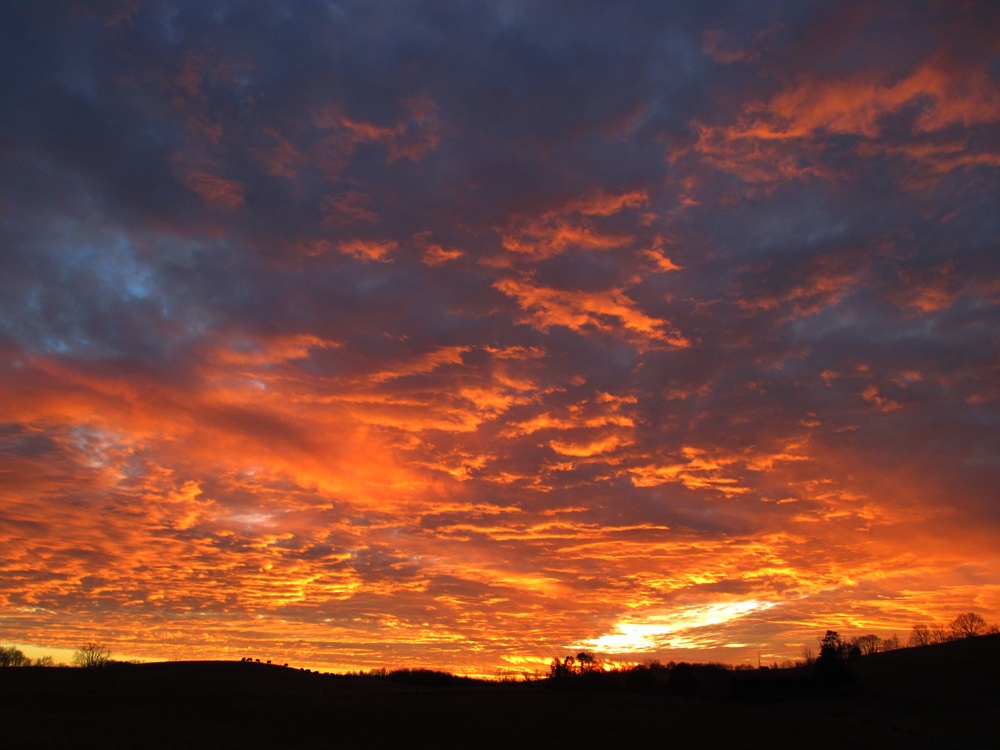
[2,636,998,749]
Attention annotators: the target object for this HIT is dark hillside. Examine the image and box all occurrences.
[851,632,1000,704]
[0,660,410,697]
[1,639,998,749]
[844,633,1000,748]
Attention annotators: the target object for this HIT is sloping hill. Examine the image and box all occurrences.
[0,659,408,697]
[852,632,1000,705]
[1,638,998,749]
[844,634,1000,747]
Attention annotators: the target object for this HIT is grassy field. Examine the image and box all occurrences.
[1,636,997,749]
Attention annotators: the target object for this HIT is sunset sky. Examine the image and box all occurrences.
[2,1,999,676]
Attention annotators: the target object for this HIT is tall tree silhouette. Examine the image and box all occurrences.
[815,630,853,689]
[819,630,845,660]
[950,612,987,638]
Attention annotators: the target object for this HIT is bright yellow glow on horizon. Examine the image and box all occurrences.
[581,600,777,653]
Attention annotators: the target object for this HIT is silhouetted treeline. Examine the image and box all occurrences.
[543,654,860,701]
[547,655,739,699]
[541,622,1000,702]
[909,612,998,646]
[544,655,827,701]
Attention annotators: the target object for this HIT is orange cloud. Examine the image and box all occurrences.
[693,56,1000,185]
[314,97,441,166]
[629,442,815,497]
[642,248,683,273]
[413,231,464,265]
[549,434,631,458]
[739,253,869,319]
[861,383,901,413]
[206,333,339,367]
[335,239,399,262]
[887,261,964,314]
[500,191,648,260]
[744,61,1000,141]
[321,191,377,226]
[254,127,309,180]
[368,346,469,383]
[630,446,751,497]
[494,275,689,348]
[176,166,245,211]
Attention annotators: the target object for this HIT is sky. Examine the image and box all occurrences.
[1,0,999,676]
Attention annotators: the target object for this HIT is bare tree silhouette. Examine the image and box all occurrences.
[73,643,112,668]
[908,623,935,646]
[852,634,882,655]
[950,612,988,639]
[0,645,31,667]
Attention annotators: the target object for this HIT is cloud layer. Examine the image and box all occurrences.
[2,1,998,674]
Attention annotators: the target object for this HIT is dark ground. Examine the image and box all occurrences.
[1,635,998,749]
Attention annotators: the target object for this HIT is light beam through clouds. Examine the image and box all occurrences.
[1,1,998,675]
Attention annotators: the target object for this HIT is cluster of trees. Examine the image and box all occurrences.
[811,612,997,665]
[547,654,735,699]
[813,630,900,662]
[1,645,56,667]
[0,642,112,668]
[0,645,33,667]
[549,651,603,678]
[909,612,998,646]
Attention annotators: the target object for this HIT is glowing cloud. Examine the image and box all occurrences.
[583,600,777,653]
